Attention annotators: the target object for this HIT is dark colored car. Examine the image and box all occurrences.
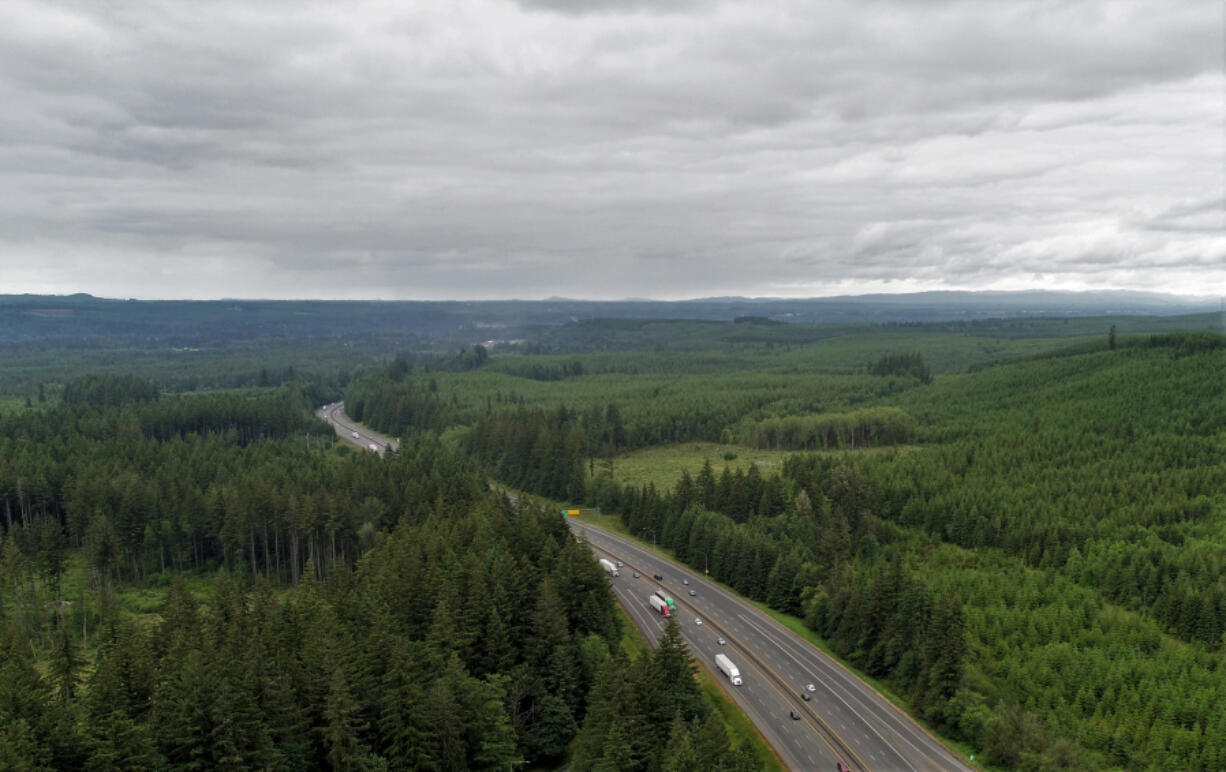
[653,574,663,580]
[789,710,801,721]
[801,692,811,702]
[836,763,852,772]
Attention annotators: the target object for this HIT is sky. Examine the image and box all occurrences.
[1,0,1222,300]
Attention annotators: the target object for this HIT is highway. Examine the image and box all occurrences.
[317,402,398,456]
[570,520,976,772]
[319,401,971,771]
[585,542,850,771]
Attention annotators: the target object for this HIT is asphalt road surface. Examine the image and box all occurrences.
[315,406,971,771]
[316,402,398,456]
[570,520,976,772]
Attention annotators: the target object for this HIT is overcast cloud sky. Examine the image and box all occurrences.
[1,0,1222,300]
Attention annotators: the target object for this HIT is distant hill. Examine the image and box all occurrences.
[0,290,1218,346]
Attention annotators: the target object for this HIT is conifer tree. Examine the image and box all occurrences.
[661,712,698,769]
[0,718,51,772]
[86,711,160,772]
[323,666,371,771]
[378,642,436,770]
[152,648,213,769]
[650,620,705,727]
[47,625,83,707]
[428,675,467,771]
[691,711,731,767]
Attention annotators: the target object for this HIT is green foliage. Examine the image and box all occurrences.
[478,332,1226,769]
[749,407,914,451]
[3,311,1220,770]
[62,374,160,408]
[572,621,757,772]
[867,351,931,383]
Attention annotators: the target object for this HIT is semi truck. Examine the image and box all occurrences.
[648,595,671,617]
[715,654,743,686]
[599,558,620,577]
[653,591,676,613]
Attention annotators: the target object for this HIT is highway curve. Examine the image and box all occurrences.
[317,402,398,455]
[319,402,973,771]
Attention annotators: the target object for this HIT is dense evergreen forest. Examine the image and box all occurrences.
[349,324,1226,770]
[0,376,760,770]
[2,309,1221,770]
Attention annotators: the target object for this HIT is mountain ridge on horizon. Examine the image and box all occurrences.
[0,288,1219,348]
[3,288,1219,305]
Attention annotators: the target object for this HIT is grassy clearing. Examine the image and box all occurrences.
[604,442,915,491]
[602,443,791,490]
[114,572,216,623]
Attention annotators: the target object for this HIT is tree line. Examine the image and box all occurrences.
[0,373,761,770]
[748,406,914,451]
[428,333,1226,770]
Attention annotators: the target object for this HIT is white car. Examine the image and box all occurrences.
[718,638,726,645]
[695,618,702,625]
[806,683,816,692]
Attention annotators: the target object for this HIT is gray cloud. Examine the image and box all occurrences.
[0,0,1222,300]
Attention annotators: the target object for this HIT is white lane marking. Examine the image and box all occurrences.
[736,612,914,770]
[591,529,959,771]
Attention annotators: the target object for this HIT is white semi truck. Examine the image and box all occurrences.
[599,558,620,577]
[648,595,671,617]
[715,653,743,686]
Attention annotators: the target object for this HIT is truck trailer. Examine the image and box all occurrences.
[599,558,620,577]
[714,654,743,686]
[653,591,676,613]
[648,595,671,617]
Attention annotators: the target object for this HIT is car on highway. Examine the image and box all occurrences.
[351,431,360,439]
[683,579,689,585]
[801,692,811,702]
[789,710,801,721]
[717,638,726,645]
[632,572,639,578]
[688,590,696,596]
[616,561,623,567]
[695,618,702,625]
[836,763,851,772]
[806,683,816,692]
[653,574,663,580]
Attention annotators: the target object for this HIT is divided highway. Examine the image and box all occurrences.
[571,520,976,772]
[317,402,972,771]
[317,402,398,456]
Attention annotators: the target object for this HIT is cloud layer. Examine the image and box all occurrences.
[2,0,1222,299]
